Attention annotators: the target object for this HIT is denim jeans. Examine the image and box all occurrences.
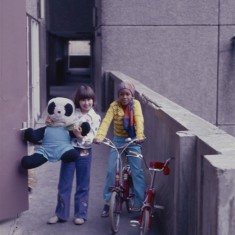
[55,148,92,220]
[103,136,146,207]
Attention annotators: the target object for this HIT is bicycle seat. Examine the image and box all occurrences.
[149,161,170,175]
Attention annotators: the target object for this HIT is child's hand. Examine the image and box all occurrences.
[135,138,145,144]
[45,116,53,125]
[93,138,102,144]
[73,126,83,139]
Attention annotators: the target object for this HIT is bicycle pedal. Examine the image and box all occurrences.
[154,205,164,210]
[130,220,140,227]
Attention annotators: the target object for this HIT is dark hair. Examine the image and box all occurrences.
[74,85,96,109]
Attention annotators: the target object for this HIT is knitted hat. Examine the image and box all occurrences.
[117,81,135,96]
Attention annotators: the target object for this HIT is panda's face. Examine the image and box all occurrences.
[47,97,75,124]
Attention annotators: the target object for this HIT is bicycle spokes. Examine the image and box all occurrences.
[140,209,151,235]
[110,191,121,233]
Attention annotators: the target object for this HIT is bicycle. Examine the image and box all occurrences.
[130,157,172,235]
[101,137,144,233]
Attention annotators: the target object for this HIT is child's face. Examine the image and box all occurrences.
[118,89,133,106]
[79,98,93,113]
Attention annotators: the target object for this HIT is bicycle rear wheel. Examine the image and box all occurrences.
[110,191,121,233]
[140,209,150,235]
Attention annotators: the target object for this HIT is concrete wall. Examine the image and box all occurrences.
[94,0,235,137]
[108,71,235,235]
[47,0,93,33]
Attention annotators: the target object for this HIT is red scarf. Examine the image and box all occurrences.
[123,99,136,138]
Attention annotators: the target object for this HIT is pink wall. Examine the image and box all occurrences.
[0,0,28,220]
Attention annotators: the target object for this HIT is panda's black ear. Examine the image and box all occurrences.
[64,103,73,116]
[48,102,56,115]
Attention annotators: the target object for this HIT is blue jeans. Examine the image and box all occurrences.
[55,148,92,220]
[103,136,146,207]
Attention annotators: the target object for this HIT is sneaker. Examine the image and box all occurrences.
[74,218,85,225]
[101,204,109,217]
[47,215,65,224]
[47,215,59,224]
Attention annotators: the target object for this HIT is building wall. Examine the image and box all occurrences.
[26,0,48,114]
[94,0,235,136]
[26,0,38,17]
[0,0,28,220]
[47,0,94,33]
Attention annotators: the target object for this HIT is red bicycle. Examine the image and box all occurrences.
[130,158,172,235]
[102,137,143,233]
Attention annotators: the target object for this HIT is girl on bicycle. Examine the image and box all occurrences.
[93,80,146,217]
[48,85,101,225]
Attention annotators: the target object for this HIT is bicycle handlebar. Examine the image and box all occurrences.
[101,137,144,160]
[102,137,143,150]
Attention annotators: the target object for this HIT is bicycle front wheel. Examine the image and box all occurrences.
[110,191,121,233]
[140,209,150,235]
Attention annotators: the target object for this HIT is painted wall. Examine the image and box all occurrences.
[94,0,235,136]
[0,0,28,220]
[0,0,48,221]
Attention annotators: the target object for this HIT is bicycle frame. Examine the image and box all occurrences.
[102,137,142,193]
[102,137,143,233]
[131,158,172,235]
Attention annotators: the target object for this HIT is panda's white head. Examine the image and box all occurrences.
[47,97,76,126]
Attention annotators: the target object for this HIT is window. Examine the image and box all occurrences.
[68,41,91,73]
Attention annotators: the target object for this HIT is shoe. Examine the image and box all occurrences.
[47,215,59,224]
[47,215,65,224]
[101,204,109,217]
[74,218,85,225]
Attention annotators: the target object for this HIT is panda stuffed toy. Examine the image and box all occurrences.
[21,97,90,169]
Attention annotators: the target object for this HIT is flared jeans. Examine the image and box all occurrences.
[55,148,92,220]
[103,136,146,207]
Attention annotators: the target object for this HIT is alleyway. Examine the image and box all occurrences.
[0,80,160,235]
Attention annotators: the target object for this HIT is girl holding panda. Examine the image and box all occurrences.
[47,85,101,225]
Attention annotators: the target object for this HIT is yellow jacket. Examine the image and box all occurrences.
[95,99,145,141]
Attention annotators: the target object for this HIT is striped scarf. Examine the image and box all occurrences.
[123,99,136,138]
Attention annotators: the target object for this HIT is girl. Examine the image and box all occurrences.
[93,81,146,217]
[48,85,101,225]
